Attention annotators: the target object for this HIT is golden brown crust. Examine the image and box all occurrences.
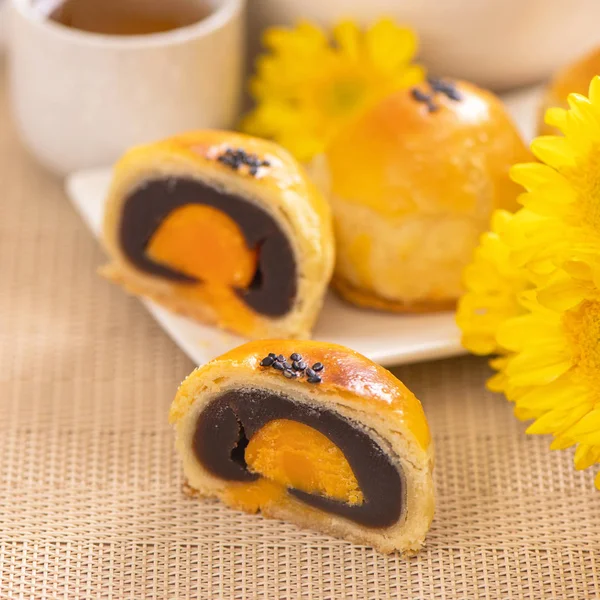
[101,131,335,339]
[170,340,434,553]
[170,339,431,453]
[315,79,530,312]
[538,47,600,135]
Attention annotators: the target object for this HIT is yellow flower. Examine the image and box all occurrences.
[241,18,424,162]
[456,210,531,355]
[507,76,600,290]
[495,292,600,490]
[457,77,600,489]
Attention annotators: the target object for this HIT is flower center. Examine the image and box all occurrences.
[563,299,600,388]
[326,78,368,115]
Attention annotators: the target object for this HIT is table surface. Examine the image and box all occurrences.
[1,59,599,600]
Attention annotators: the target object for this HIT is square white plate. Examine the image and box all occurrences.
[65,85,541,367]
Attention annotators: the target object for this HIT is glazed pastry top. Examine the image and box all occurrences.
[170,339,431,453]
[112,130,332,227]
[323,78,529,219]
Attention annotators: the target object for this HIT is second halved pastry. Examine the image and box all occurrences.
[102,131,334,339]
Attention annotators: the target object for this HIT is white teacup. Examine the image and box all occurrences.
[8,0,246,175]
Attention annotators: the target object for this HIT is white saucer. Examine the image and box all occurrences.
[65,85,541,366]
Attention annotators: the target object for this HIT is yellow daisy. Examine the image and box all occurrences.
[241,18,424,162]
[506,76,600,290]
[457,77,600,489]
[495,291,600,490]
[456,210,531,356]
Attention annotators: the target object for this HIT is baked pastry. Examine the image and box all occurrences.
[538,47,600,135]
[170,339,434,554]
[102,131,334,339]
[311,78,530,312]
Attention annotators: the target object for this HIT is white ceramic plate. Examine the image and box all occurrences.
[65,86,541,367]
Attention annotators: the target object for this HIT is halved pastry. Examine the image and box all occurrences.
[312,78,529,312]
[102,131,334,339]
[170,340,434,554]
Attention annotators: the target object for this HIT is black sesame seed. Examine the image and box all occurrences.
[428,77,462,101]
[283,369,296,379]
[290,353,301,361]
[445,89,461,101]
[312,362,324,372]
[411,88,431,103]
[306,368,316,378]
[268,353,277,359]
[292,361,306,371]
[307,376,322,384]
[216,147,269,176]
[277,355,285,362]
[272,361,284,371]
[260,356,274,367]
[218,155,234,166]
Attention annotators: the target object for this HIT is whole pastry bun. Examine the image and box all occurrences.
[538,47,600,136]
[313,79,530,312]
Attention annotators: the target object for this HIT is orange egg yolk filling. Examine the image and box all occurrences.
[146,204,257,288]
[225,419,364,512]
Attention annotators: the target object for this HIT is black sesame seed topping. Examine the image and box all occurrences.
[259,351,324,383]
[411,88,431,103]
[410,86,439,113]
[428,77,462,102]
[216,147,270,177]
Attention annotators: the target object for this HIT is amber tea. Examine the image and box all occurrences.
[36,0,213,35]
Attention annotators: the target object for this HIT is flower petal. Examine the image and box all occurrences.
[365,18,418,71]
[530,136,577,169]
[332,20,361,59]
[560,409,600,445]
[573,444,600,470]
[526,403,591,435]
[545,107,568,132]
[505,350,572,386]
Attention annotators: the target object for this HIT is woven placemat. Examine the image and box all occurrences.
[1,61,598,599]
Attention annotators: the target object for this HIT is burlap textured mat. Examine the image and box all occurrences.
[1,61,598,599]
